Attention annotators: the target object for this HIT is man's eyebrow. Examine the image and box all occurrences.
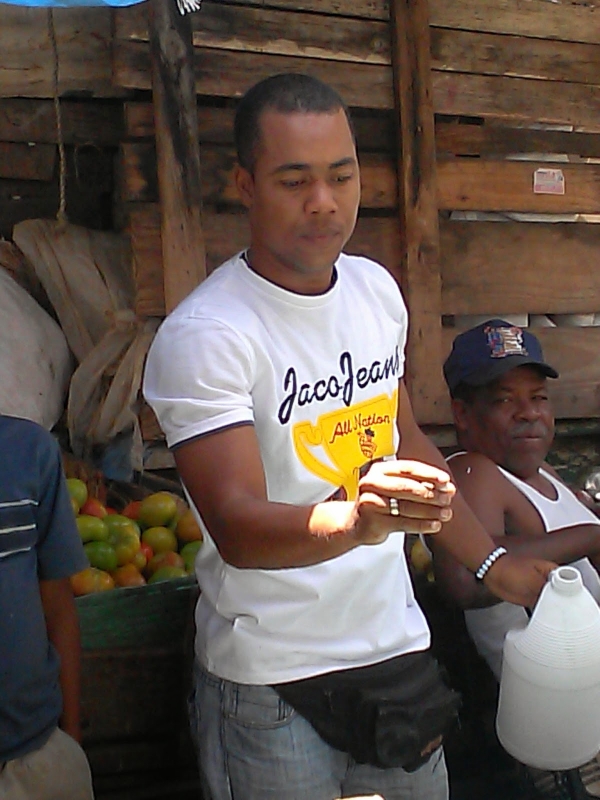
[272,156,357,175]
[273,162,310,174]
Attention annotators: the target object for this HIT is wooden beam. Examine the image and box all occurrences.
[430,28,600,87]
[0,99,123,145]
[440,222,600,316]
[436,122,600,160]
[114,40,393,110]
[114,40,600,130]
[117,1,390,65]
[0,142,55,181]
[148,0,206,314]
[390,0,445,424]
[438,160,600,214]
[0,7,123,99]
[117,4,600,87]
[125,103,600,161]
[125,101,395,153]
[429,0,599,46]
[432,72,600,131]
[118,0,390,24]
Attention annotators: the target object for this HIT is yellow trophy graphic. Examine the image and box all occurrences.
[293,391,398,500]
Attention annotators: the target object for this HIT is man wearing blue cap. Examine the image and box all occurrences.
[433,319,600,680]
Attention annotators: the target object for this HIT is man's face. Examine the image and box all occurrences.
[454,365,555,479]
[235,108,360,294]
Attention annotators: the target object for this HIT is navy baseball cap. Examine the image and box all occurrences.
[443,319,559,396]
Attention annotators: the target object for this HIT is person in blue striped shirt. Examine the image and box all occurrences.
[0,414,94,800]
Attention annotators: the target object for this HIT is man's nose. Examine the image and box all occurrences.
[516,398,541,421]
[305,180,337,214]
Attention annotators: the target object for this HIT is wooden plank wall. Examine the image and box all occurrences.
[431,0,600,424]
[0,8,125,238]
[114,0,600,437]
[1,2,598,445]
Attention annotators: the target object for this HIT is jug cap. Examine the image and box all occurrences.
[550,565,583,596]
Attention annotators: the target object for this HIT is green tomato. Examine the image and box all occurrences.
[108,529,141,566]
[104,514,141,539]
[66,478,88,511]
[84,541,118,573]
[76,515,109,543]
[148,565,188,584]
[180,540,202,573]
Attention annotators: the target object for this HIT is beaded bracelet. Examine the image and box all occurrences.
[474,546,508,582]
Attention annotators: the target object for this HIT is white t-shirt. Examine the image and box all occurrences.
[143,252,430,683]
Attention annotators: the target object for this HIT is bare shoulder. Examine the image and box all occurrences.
[446,450,502,483]
[445,451,517,518]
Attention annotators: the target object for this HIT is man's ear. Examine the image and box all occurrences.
[451,397,470,434]
[235,164,254,208]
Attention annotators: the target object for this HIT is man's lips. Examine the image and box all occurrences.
[301,229,343,242]
[511,429,548,441]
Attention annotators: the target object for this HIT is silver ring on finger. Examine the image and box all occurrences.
[389,496,400,517]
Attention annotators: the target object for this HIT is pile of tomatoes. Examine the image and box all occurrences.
[66,479,203,596]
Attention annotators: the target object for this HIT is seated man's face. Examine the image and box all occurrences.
[455,365,555,479]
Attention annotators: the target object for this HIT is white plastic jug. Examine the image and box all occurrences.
[496,565,600,770]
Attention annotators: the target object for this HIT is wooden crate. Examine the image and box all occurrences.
[78,578,199,779]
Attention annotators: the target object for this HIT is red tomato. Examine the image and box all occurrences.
[122,500,142,521]
[140,541,154,562]
[80,497,108,519]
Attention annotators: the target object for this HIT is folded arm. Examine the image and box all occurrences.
[432,452,600,608]
[395,384,554,607]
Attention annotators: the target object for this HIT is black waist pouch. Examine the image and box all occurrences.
[273,650,461,771]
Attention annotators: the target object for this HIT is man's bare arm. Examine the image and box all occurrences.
[433,452,600,608]
[40,578,82,741]
[395,382,553,607]
[174,422,453,570]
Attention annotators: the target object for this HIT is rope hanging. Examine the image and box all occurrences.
[47,8,67,226]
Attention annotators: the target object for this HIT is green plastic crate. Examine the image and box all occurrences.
[76,576,198,650]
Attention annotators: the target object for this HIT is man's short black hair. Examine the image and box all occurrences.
[234,73,355,174]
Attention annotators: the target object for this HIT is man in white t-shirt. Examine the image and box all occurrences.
[143,75,553,800]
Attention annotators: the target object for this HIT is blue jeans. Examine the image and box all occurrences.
[188,662,448,800]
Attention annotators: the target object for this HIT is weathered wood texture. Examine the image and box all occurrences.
[0,142,55,181]
[435,122,600,160]
[125,101,600,160]
[0,7,124,98]
[148,0,206,313]
[429,0,599,45]
[391,0,445,423]
[0,144,115,239]
[438,160,600,214]
[124,102,395,152]
[120,141,599,215]
[0,99,124,145]
[111,0,600,426]
[441,223,600,317]
[113,1,600,129]
[81,646,192,777]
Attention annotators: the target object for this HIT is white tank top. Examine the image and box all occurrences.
[448,453,600,679]
[496,464,600,531]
